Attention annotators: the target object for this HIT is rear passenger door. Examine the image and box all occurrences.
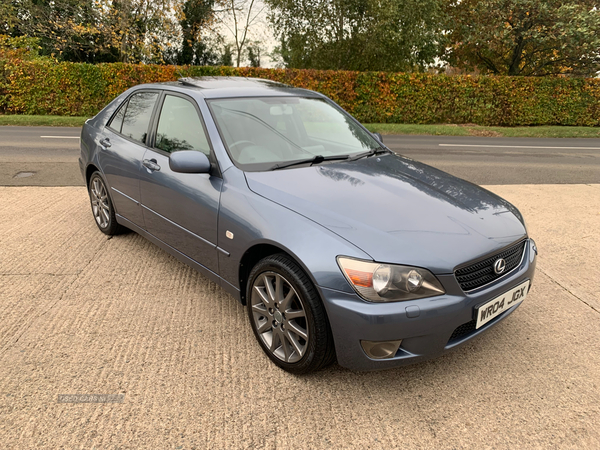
[99,90,159,228]
[139,92,223,274]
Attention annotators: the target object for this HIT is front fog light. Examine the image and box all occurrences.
[373,265,392,294]
[361,340,403,359]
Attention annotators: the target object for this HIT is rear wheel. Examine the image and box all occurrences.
[88,172,125,235]
[247,254,336,374]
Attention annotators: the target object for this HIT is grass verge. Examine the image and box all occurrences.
[364,123,600,138]
[0,115,90,127]
[1,115,600,138]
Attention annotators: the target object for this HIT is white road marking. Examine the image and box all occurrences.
[439,144,600,150]
[40,136,80,139]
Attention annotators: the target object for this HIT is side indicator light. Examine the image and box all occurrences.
[344,268,373,287]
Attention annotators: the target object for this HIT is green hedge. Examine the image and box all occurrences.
[2,60,600,126]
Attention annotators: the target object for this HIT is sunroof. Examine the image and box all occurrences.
[178,77,288,89]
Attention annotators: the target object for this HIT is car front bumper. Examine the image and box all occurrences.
[319,238,537,371]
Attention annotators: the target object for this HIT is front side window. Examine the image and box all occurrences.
[155,95,211,155]
[208,96,381,171]
[120,92,158,145]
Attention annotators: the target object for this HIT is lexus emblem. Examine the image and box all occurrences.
[493,258,507,275]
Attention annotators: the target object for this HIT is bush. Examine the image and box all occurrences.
[2,59,600,126]
[0,35,43,111]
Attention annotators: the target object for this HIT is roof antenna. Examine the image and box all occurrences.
[178,77,203,87]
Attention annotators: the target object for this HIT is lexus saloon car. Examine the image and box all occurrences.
[79,77,537,373]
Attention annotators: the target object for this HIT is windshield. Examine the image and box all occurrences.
[207,97,382,171]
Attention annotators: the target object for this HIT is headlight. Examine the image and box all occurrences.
[337,257,445,302]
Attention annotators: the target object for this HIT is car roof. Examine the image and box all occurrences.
[139,76,322,99]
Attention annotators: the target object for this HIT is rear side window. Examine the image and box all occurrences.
[155,95,211,155]
[120,92,158,145]
[108,101,126,133]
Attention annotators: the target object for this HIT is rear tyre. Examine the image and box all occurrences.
[88,172,125,236]
[247,254,336,374]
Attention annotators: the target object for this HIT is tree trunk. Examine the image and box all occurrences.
[119,0,131,63]
[508,36,526,75]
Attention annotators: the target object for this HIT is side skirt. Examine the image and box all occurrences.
[116,214,242,302]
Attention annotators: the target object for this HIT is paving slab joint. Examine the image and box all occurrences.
[538,267,600,315]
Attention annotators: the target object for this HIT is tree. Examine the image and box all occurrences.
[220,43,234,65]
[3,0,233,65]
[178,0,219,65]
[105,0,181,63]
[0,1,18,35]
[5,0,185,63]
[443,0,600,76]
[7,0,118,62]
[220,0,265,67]
[247,43,261,67]
[266,0,445,71]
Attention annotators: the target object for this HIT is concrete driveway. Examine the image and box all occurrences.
[0,184,599,449]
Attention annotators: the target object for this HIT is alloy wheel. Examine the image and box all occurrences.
[250,272,308,363]
[90,177,110,229]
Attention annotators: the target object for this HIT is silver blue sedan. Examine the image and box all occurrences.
[79,77,537,373]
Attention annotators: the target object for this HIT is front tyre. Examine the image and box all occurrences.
[88,171,124,235]
[247,254,336,374]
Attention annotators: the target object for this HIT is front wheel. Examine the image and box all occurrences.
[247,254,336,374]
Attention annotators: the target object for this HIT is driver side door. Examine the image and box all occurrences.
[139,92,223,274]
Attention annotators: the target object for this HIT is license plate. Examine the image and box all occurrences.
[475,280,530,329]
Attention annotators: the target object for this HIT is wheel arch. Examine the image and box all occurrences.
[85,163,100,188]
[238,242,320,306]
[240,241,338,372]
[85,165,121,218]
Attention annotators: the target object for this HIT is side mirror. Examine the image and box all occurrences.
[373,132,384,143]
[169,150,211,174]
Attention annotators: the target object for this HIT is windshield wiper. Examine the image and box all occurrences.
[349,148,391,161]
[270,154,350,170]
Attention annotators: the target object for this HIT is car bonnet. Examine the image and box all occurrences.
[244,153,527,274]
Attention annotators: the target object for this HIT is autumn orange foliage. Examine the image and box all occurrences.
[2,59,600,126]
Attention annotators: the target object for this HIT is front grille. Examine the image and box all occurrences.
[455,240,526,292]
[448,320,477,344]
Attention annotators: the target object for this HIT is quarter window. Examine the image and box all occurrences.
[108,100,126,133]
[155,95,210,155]
[120,92,158,145]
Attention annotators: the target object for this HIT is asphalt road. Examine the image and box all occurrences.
[384,134,600,185]
[1,126,599,186]
[0,126,82,186]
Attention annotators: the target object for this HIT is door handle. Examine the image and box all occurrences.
[99,138,112,148]
[143,159,161,172]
